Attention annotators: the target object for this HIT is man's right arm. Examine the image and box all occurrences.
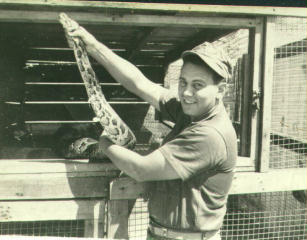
[69,27,168,111]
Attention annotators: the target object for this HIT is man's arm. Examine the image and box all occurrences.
[69,27,168,111]
[96,136,180,182]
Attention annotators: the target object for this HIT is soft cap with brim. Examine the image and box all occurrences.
[182,42,232,81]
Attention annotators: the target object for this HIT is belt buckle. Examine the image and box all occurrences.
[162,228,167,237]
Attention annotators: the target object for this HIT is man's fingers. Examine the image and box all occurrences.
[67,27,83,37]
[59,13,79,32]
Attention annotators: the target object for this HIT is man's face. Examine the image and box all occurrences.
[178,61,222,121]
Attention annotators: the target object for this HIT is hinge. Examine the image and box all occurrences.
[252,90,261,115]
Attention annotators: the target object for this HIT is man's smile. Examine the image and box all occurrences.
[182,98,196,104]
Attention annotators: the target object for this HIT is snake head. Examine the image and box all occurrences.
[59,13,80,48]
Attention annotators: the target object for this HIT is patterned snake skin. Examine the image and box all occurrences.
[59,13,136,154]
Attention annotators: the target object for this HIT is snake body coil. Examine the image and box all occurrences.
[59,13,136,151]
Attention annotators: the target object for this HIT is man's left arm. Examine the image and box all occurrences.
[96,136,180,182]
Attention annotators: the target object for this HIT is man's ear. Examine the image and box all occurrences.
[217,82,227,99]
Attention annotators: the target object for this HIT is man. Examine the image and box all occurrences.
[68,26,237,240]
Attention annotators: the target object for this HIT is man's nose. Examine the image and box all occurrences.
[183,85,194,96]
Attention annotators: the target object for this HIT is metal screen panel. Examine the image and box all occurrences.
[223,191,307,239]
[127,191,307,240]
[270,16,307,169]
[128,199,149,240]
[0,220,84,237]
[0,196,304,239]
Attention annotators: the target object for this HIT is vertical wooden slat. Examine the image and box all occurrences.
[240,54,252,157]
[84,200,106,238]
[248,17,264,170]
[107,200,129,239]
[259,17,276,172]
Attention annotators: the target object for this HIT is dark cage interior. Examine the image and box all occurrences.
[0,20,240,160]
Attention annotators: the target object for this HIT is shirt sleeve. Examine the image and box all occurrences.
[159,91,181,123]
[158,125,227,181]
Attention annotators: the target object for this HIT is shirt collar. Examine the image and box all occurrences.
[190,102,223,124]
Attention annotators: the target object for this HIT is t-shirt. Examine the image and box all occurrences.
[147,92,237,232]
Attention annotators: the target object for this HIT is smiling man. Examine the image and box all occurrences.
[68,25,237,240]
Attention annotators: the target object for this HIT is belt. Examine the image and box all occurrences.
[149,224,219,240]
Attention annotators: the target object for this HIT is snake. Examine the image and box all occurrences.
[59,13,136,157]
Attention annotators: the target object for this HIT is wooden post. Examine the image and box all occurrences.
[240,54,252,157]
[84,200,106,238]
[259,16,276,172]
[107,200,129,239]
[248,17,264,171]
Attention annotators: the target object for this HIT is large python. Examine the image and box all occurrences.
[59,13,136,157]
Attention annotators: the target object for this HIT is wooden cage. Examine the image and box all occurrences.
[0,1,306,239]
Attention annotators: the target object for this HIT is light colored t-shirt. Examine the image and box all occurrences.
[147,92,237,232]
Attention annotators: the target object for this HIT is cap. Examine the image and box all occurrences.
[181,42,232,81]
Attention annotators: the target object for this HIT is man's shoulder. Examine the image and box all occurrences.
[207,108,237,140]
[194,112,235,140]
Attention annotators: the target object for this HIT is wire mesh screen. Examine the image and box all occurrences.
[0,220,84,237]
[223,191,307,239]
[128,199,149,240]
[270,16,307,169]
[127,191,307,240]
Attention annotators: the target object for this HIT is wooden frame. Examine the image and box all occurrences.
[2,160,306,238]
[0,1,306,17]
[0,159,114,238]
[0,200,106,238]
[0,3,263,169]
[237,17,264,171]
[258,16,276,172]
[0,10,258,28]
[110,168,307,199]
[0,1,306,239]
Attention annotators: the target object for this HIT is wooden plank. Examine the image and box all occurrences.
[0,1,305,17]
[110,168,307,199]
[108,157,261,200]
[240,54,252,157]
[107,200,129,239]
[0,159,118,174]
[83,201,105,238]
[0,10,258,28]
[24,84,140,101]
[26,59,162,68]
[0,174,111,200]
[25,82,122,86]
[24,63,163,84]
[4,103,150,124]
[20,101,147,105]
[0,199,105,222]
[230,168,307,194]
[26,47,165,66]
[109,177,146,200]
[236,156,255,168]
[259,17,275,172]
[248,18,264,171]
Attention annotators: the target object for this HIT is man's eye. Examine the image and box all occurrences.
[193,83,204,90]
[179,80,187,87]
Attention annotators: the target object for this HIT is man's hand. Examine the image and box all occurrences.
[68,26,97,50]
[59,13,97,49]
